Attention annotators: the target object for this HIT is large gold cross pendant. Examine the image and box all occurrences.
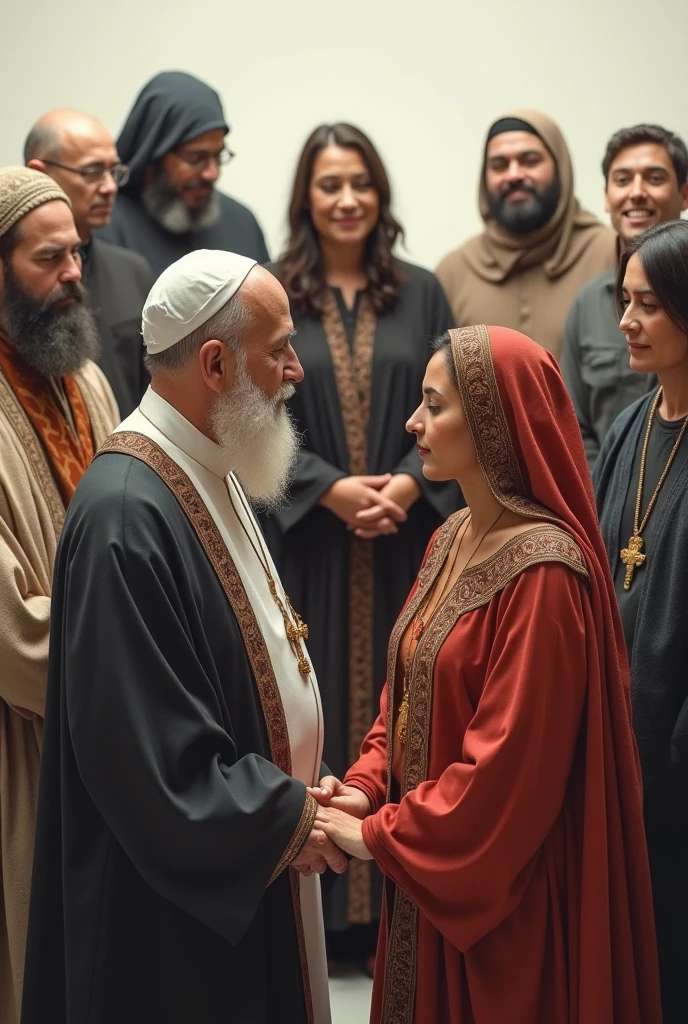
[620,534,646,590]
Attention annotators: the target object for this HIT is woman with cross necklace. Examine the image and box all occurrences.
[593,219,688,1024]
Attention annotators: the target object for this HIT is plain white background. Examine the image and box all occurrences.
[1,0,686,270]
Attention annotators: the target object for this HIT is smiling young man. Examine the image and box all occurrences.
[25,110,154,416]
[98,72,269,277]
[436,109,615,359]
[0,167,118,1024]
[562,124,688,469]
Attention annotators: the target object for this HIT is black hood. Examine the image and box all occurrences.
[116,71,229,195]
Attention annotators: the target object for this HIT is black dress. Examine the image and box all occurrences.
[595,391,688,1024]
[265,260,460,932]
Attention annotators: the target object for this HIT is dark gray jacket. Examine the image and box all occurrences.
[561,268,655,470]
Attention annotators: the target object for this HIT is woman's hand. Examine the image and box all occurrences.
[307,776,371,819]
[314,805,374,861]
[352,473,422,539]
[319,475,406,532]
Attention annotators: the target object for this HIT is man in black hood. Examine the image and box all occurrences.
[98,71,269,276]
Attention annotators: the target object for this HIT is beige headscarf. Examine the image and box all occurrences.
[462,109,603,283]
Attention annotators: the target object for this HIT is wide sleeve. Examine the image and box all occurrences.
[62,479,316,946]
[561,295,599,470]
[0,492,50,718]
[362,562,588,951]
[345,685,391,813]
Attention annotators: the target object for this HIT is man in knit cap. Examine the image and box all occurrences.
[22,251,339,1024]
[0,167,118,1024]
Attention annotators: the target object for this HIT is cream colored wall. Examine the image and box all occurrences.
[2,0,686,270]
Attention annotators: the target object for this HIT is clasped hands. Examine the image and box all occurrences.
[291,776,374,877]
[319,473,422,539]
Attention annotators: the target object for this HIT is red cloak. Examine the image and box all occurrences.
[345,325,662,1023]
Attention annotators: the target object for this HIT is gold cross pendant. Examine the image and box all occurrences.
[620,534,646,590]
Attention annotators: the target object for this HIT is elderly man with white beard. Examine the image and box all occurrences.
[21,250,343,1024]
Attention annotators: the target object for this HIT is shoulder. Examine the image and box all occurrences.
[575,223,617,259]
[217,190,262,227]
[395,260,445,296]
[435,242,475,276]
[76,360,119,413]
[572,267,615,306]
[92,237,153,281]
[606,390,652,445]
[492,524,588,586]
[66,452,193,555]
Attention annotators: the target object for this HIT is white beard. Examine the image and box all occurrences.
[208,364,300,511]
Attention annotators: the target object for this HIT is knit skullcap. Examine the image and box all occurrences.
[0,167,71,239]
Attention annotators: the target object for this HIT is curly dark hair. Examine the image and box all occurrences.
[277,123,405,317]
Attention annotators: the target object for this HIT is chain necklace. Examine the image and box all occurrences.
[136,405,311,675]
[396,507,505,745]
[227,479,311,678]
[620,387,688,590]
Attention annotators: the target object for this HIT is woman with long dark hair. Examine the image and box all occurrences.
[593,219,688,1024]
[266,123,457,964]
[311,325,662,1023]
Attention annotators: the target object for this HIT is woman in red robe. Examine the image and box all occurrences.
[312,325,662,1023]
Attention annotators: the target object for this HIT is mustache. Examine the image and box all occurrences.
[183,178,214,191]
[43,280,85,310]
[499,181,538,200]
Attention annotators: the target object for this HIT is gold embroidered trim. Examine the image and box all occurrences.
[322,289,377,925]
[0,367,65,536]
[269,793,318,885]
[96,433,315,1024]
[450,325,559,524]
[379,518,588,1024]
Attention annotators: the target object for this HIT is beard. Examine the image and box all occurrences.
[208,359,301,511]
[0,266,99,378]
[141,167,222,234]
[486,173,561,234]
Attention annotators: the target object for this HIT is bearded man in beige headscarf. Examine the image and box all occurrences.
[436,110,616,359]
[0,167,118,1024]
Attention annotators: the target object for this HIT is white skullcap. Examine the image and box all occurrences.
[142,249,257,353]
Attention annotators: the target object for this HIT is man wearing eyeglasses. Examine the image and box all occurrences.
[98,71,269,278]
[25,110,154,417]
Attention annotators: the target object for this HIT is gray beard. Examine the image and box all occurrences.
[208,362,300,512]
[0,268,99,378]
[141,170,222,234]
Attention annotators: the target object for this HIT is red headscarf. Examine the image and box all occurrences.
[450,324,661,1020]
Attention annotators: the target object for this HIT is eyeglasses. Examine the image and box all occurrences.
[41,160,130,187]
[172,147,235,171]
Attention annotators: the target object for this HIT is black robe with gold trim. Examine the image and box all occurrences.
[264,261,459,931]
[21,451,317,1024]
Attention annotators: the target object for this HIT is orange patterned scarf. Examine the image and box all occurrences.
[0,336,94,506]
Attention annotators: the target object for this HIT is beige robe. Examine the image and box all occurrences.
[436,108,617,359]
[0,361,119,1024]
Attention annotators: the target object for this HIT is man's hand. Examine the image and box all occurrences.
[314,806,374,861]
[308,776,371,819]
[291,826,349,877]
[352,473,422,539]
[319,475,407,531]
